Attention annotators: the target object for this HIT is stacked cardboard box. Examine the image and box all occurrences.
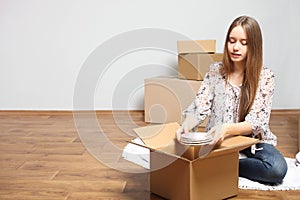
[144,76,204,125]
[177,40,223,80]
[144,40,222,126]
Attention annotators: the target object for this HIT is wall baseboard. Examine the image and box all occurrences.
[0,109,299,116]
[271,109,300,116]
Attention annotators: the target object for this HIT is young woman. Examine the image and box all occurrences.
[177,16,287,184]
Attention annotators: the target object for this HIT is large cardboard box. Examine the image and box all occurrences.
[177,40,216,54]
[133,122,259,200]
[144,76,207,127]
[178,53,223,80]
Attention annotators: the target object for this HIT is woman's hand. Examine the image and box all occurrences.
[176,115,199,141]
[216,122,252,144]
[216,123,230,144]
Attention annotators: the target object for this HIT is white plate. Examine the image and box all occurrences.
[180,131,213,145]
[180,140,212,146]
[181,132,212,140]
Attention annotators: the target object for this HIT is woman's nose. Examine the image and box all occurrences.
[233,42,239,50]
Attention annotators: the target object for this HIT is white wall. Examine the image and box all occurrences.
[0,0,299,110]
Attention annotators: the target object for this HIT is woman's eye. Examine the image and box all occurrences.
[241,40,248,45]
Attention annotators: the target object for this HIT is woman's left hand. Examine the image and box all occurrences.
[215,123,230,145]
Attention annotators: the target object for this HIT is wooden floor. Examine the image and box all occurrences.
[0,110,299,200]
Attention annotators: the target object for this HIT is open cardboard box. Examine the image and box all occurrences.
[133,122,259,200]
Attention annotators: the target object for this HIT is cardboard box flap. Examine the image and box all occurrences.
[198,136,259,160]
[220,135,259,150]
[133,122,259,161]
[133,122,180,149]
[129,140,190,162]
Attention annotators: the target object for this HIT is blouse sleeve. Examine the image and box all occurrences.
[182,63,218,124]
[245,67,275,137]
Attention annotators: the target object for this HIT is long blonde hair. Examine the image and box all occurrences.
[222,16,263,122]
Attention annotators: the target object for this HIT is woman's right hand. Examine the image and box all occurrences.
[176,115,199,141]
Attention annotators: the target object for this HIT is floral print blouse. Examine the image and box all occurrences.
[183,62,277,145]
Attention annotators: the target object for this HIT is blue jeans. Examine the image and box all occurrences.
[239,143,287,184]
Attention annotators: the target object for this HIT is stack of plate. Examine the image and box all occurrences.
[180,131,213,145]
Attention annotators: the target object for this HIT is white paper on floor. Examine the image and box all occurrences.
[121,137,150,169]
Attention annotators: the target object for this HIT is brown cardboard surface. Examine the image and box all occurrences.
[150,151,239,200]
[133,122,259,200]
[178,53,223,80]
[177,40,216,53]
[133,122,179,149]
[133,122,191,159]
[220,135,259,149]
[190,152,238,200]
[150,151,191,200]
[133,122,259,160]
[196,135,260,160]
[144,76,207,126]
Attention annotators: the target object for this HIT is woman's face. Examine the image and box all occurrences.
[227,25,248,64]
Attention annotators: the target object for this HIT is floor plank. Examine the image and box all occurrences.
[0,110,299,200]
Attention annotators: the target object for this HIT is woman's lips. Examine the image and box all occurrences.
[231,52,241,58]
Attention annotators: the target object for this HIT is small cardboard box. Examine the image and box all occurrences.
[177,40,216,54]
[133,122,259,200]
[178,53,223,80]
[144,76,207,127]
